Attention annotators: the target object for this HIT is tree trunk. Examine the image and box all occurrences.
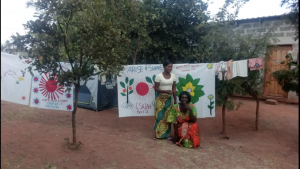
[221,104,226,135]
[221,72,228,138]
[72,83,80,145]
[255,98,259,131]
[132,58,136,65]
[132,34,140,65]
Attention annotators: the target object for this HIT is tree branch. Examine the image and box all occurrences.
[57,20,74,71]
[132,33,141,64]
[81,40,107,69]
[109,0,128,31]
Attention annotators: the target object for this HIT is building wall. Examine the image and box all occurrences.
[233,18,298,100]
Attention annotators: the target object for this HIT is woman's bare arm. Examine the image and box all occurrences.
[172,81,177,104]
[188,105,197,123]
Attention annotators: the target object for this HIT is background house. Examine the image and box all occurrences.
[233,15,298,102]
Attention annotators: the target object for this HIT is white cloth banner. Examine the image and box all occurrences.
[117,63,215,118]
[117,65,163,117]
[1,52,32,105]
[29,62,74,111]
[172,63,215,118]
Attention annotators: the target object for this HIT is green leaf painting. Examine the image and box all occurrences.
[146,77,152,84]
[120,82,125,88]
[129,79,134,86]
[176,73,205,104]
[119,77,134,98]
[152,75,156,83]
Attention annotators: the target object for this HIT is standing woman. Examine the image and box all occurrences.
[153,60,177,139]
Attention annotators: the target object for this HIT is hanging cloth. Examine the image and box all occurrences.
[217,61,227,80]
[213,63,220,75]
[249,58,264,70]
[231,60,248,79]
[226,59,234,80]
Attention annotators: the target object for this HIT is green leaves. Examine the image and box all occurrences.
[120,77,134,98]
[120,82,125,88]
[272,53,299,94]
[129,79,134,86]
[186,74,193,83]
[131,0,210,64]
[192,78,200,86]
[152,75,156,83]
[194,85,204,92]
[176,73,205,104]
[178,77,187,86]
[146,77,152,84]
[11,0,128,98]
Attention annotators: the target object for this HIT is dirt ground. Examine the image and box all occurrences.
[1,98,299,169]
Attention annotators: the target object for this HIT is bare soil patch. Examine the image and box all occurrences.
[1,98,298,169]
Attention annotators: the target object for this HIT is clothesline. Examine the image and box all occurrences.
[213,58,264,81]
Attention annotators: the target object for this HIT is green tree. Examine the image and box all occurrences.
[271,53,299,94]
[241,70,264,130]
[139,0,210,64]
[107,0,150,64]
[12,0,126,147]
[204,0,277,137]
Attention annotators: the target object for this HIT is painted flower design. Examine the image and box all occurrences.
[145,75,157,106]
[32,76,39,82]
[207,63,213,69]
[66,93,72,99]
[182,82,196,96]
[33,88,39,94]
[207,94,214,116]
[120,77,134,109]
[18,77,24,81]
[176,74,205,104]
[208,94,214,100]
[66,104,73,111]
[33,98,39,105]
[120,77,134,97]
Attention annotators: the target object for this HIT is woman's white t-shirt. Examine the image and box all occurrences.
[155,73,176,90]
